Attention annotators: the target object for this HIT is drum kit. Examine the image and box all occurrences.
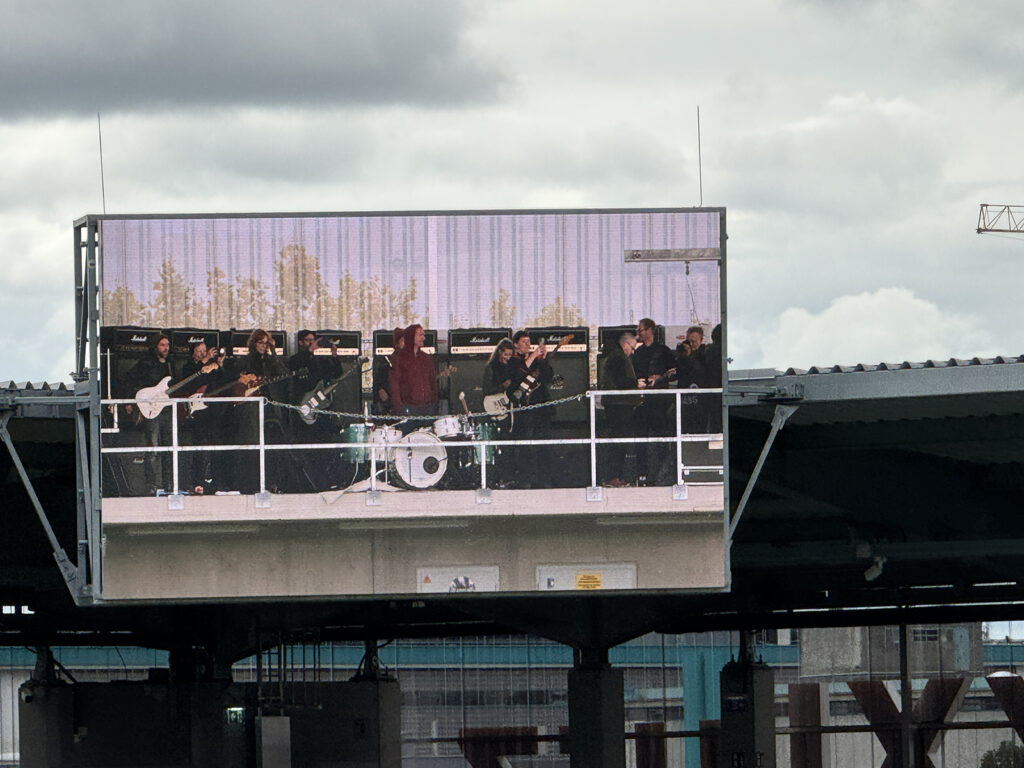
[341,413,497,490]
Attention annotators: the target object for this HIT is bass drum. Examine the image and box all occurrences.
[389,429,448,489]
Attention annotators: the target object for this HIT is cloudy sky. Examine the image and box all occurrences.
[3,0,1023,384]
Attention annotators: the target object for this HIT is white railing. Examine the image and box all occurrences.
[99,388,723,497]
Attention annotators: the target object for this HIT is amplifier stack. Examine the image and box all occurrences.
[523,326,590,425]
[306,329,363,416]
[446,328,512,415]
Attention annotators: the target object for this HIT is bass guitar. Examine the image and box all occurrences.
[297,357,369,424]
[132,351,225,420]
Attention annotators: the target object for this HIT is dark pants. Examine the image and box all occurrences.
[601,405,635,483]
[140,410,172,493]
[509,407,552,489]
[635,399,673,484]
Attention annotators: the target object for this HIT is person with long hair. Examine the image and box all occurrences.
[389,323,438,420]
[482,337,516,487]
[227,329,289,493]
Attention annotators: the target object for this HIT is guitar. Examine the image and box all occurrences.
[644,367,677,388]
[482,392,511,418]
[511,335,574,404]
[187,368,307,414]
[133,352,225,420]
[297,358,369,425]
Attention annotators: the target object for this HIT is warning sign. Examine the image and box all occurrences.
[537,564,637,592]
[575,573,603,590]
[416,566,500,594]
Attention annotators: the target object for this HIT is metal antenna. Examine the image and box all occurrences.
[97,113,107,214]
[697,106,703,207]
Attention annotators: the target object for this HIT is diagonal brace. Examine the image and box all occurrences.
[730,404,798,538]
[0,411,86,601]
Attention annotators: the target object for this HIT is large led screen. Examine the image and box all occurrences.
[95,209,727,600]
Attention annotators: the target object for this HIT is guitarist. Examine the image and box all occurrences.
[288,330,343,409]
[508,331,555,489]
[633,318,677,486]
[482,338,516,487]
[178,341,224,494]
[124,334,174,495]
[226,329,290,493]
[287,329,345,490]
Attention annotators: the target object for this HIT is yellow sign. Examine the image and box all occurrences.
[575,572,603,590]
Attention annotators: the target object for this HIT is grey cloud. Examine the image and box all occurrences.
[719,99,945,227]
[1,0,507,118]
[416,121,691,191]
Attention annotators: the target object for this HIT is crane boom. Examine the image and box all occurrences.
[978,204,1024,234]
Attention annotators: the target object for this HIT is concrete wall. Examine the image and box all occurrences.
[101,489,725,600]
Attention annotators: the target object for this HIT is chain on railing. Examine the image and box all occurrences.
[99,387,724,496]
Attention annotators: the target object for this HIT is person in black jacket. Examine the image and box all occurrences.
[482,338,515,487]
[177,341,224,494]
[224,329,289,493]
[124,334,174,494]
[633,318,676,485]
[508,331,555,488]
[598,331,645,487]
[288,330,345,490]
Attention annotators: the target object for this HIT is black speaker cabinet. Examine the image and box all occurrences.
[100,326,168,399]
[169,328,223,359]
[522,326,590,425]
[306,329,363,416]
[446,328,512,414]
[101,429,149,497]
[227,329,288,358]
[372,328,443,409]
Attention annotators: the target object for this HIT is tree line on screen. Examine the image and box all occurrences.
[102,244,588,333]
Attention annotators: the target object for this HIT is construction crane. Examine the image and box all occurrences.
[977,204,1024,234]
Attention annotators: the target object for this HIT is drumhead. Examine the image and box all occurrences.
[433,415,461,439]
[390,430,448,489]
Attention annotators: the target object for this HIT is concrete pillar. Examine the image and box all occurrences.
[568,648,625,768]
[718,659,775,768]
[17,680,73,768]
[789,682,830,768]
[257,715,291,768]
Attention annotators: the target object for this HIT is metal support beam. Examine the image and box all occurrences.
[730,404,798,538]
[978,203,1024,234]
[0,410,88,603]
[898,623,916,768]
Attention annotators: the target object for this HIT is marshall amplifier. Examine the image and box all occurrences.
[522,326,590,425]
[372,328,444,412]
[100,326,168,399]
[372,328,438,356]
[101,326,167,355]
[307,330,361,358]
[169,328,222,359]
[227,329,287,357]
[306,329,364,416]
[100,325,169,490]
[446,328,512,414]
[597,325,640,354]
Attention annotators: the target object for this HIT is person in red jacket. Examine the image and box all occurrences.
[389,323,438,422]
